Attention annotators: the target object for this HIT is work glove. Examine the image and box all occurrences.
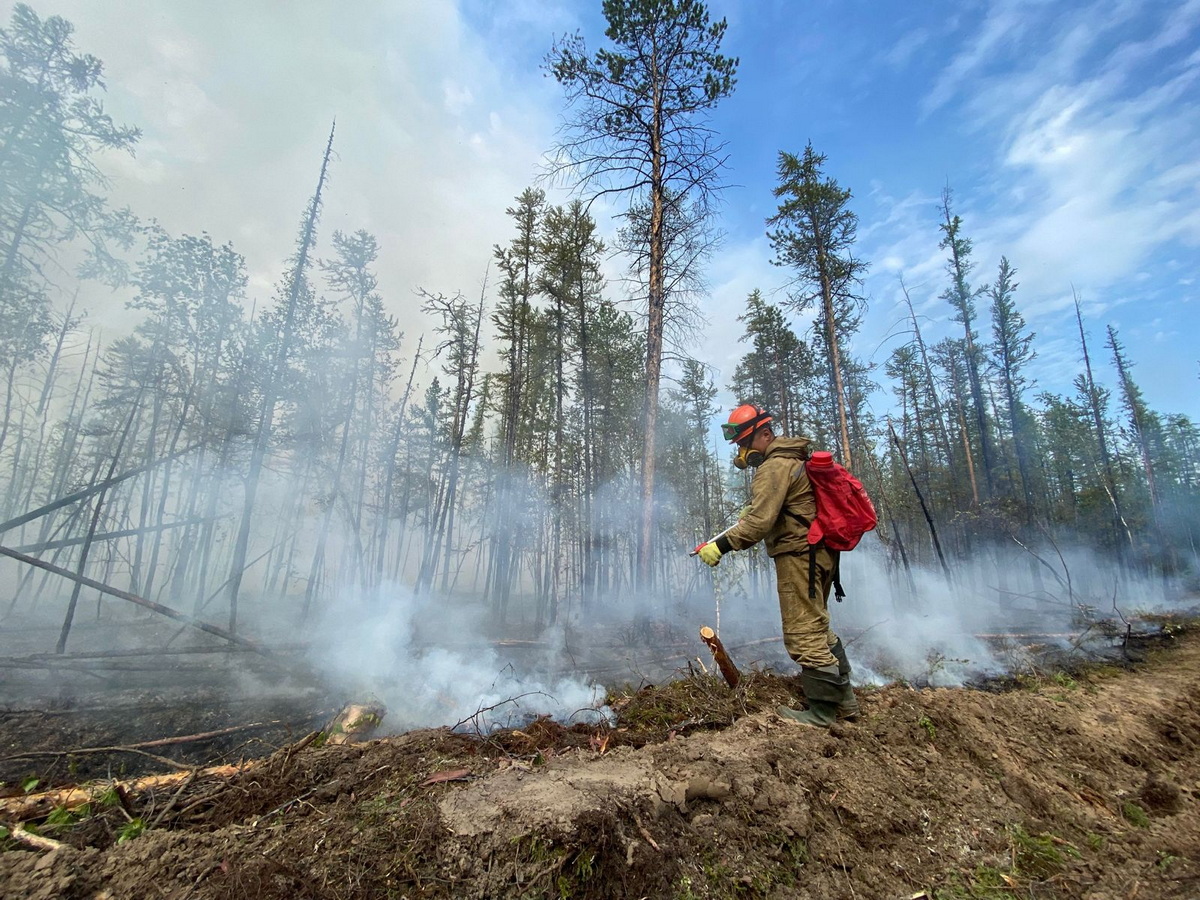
[697,542,723,567]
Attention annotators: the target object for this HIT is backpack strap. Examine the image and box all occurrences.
[784,508,809,527]
[831,550,845,603]
[808,544,817,599]
[782,508,819,599]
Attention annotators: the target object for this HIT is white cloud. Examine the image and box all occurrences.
[883,26,932,69]
[921,0,1035,117]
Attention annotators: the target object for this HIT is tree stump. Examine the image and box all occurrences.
[699,626,740,688]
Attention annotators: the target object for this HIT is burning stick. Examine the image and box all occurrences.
[699,626,740,688]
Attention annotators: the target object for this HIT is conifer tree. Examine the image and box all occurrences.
[987,257,1036,517]
[766,143,866,467]
[939,189,995,499]
[547,0,737,591]
[1106,325,1160,511]
[729,290,814,438]
[225,124,334,632]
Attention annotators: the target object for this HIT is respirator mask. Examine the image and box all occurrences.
[733,444,765,470]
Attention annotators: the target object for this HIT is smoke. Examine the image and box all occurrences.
[689,539,1196,688]
[310,581,610,734]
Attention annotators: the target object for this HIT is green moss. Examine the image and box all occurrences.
[918,713,937,741]
[1122,801,1150,827]
[1009,824,1078,878]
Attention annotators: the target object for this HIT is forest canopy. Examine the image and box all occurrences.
[0,2,1196,644]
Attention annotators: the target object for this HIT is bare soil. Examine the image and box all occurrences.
[2,628,1199,900]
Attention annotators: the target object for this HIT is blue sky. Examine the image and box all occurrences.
[695,0,1200,422]
[13,0,1200,422]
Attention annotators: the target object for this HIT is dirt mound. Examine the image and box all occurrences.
[3,632,1199,899]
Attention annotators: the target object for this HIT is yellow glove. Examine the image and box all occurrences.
[697,542,723,567]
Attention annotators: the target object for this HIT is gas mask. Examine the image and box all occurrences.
[733,444,765,470]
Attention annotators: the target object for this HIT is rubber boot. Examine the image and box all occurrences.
[829,638,860,721]
[776,664,845,728]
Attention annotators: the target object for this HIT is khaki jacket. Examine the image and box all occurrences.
[722,436,814,558]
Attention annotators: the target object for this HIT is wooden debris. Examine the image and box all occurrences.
[422,768,472,786]
[1,721,283,764]
[699,626,741,688]
[325,701,386,745]
[4,823,68,852]
[0,765,243,822]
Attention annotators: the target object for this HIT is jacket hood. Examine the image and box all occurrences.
[764,435,811,460]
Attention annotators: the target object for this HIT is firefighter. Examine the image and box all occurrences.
[696,404,858,727]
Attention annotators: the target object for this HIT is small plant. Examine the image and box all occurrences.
[117,817,145,843]
[1085,832,1104,851]
[554,848,597,898]
[917,714,937,741]
[98,787,122,807]
[1052,671,1078,690]
[20,776,40,794]
[45,804,88,828]
[573,849,596,881]
[1157,851,1179,871]
[924,650,970,681]
[1122,801,1150,827]
[771,830,807,868]
[1009,824,1078,878]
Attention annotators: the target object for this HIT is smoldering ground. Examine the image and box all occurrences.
[677,538,1197,688]
[309,583,611,735]
[1,443,1193,740]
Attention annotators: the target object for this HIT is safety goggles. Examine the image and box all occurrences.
[721,411,770,444]
[720,421,747,442]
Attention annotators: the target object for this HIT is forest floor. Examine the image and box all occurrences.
[2,619,1199,900]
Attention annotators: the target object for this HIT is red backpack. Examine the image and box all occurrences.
[804,451,877,551]
[786,451,877,601]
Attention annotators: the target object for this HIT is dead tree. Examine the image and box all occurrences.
[225,123,334,633]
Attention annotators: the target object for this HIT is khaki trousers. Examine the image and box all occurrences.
[774,547,839,669]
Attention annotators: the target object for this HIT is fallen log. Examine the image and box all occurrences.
[0,545,270,656]
[0,765,243,821]
[4,823,68,851]
[699,626,741,688]
[0,721,284,763]
[13,516,213,553]
[1,747,195,772]
[0,442,204,536]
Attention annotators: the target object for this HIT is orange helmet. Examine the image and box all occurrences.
[721,404,773,444]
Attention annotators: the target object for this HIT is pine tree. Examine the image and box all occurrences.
[938,189,995,499]
[1106,325,1160,511]
[729,290,815,438]
[766,143,866,467]
[547,0,737,591]
[986,257,1037,518]
[224,124,334,632]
